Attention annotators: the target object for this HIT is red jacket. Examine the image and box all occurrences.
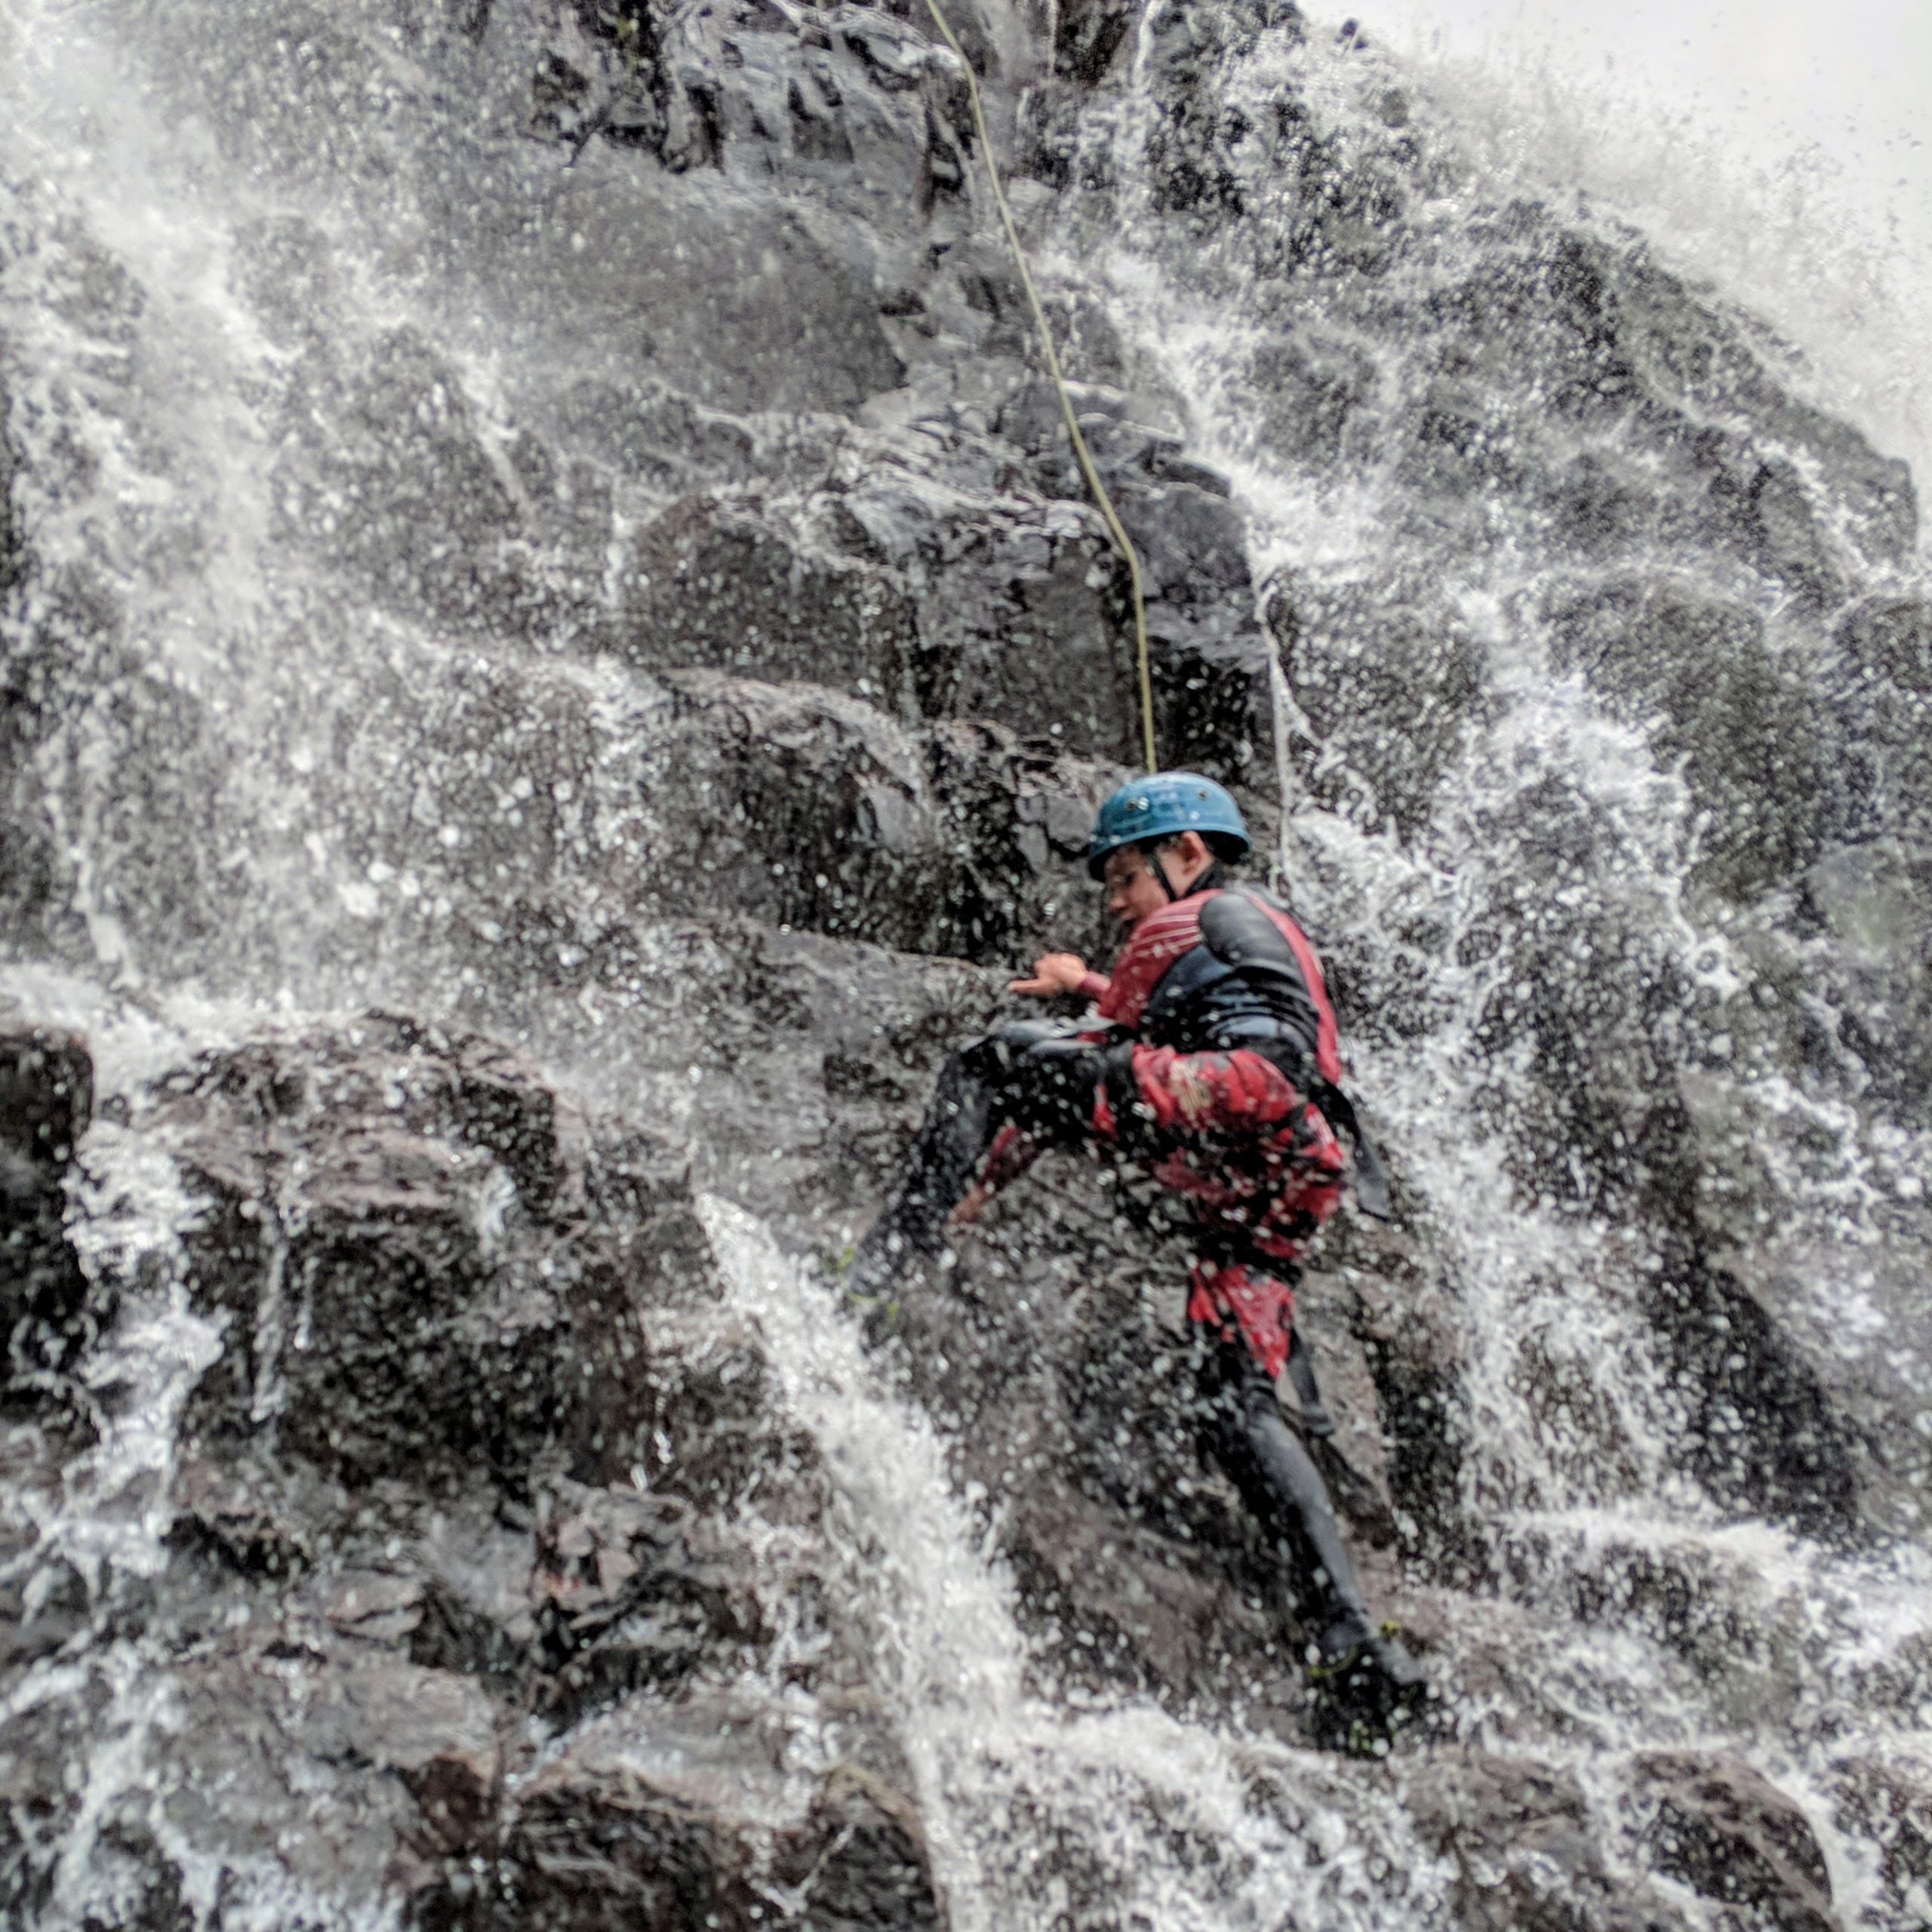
[1078,889,1343,1086]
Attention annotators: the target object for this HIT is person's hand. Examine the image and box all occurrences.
[1009,952,1089,997]
[946,1182,992,1229]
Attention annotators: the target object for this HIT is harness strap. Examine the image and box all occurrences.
[1285,1326,1334,1438]
[1309,1081,1393,1222]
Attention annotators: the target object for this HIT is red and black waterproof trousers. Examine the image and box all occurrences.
[853,1023,1374,1646]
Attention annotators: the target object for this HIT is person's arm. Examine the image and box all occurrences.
[1008,952,1108,1001]
[946,1121,1041,1228]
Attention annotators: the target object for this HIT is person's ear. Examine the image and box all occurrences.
[1177,830,1212,873]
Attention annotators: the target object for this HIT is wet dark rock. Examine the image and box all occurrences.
[289,325,518,612]
[147,1019,663,1491]
[1823,598,1932,848]
[444,1690,940,1932]
[1545,579,1825,900]
[622,487,921,704]
[0,1014,943,1927]
[165,1452,315,1578]
[1448,773,1869,1534]
[1644,1252,1861,1539]
[1054,0,1144,85]
[1405,1751,1684,1932]
[654,667,961,955]
[1832,1758,1932,1932]
[918,718,1120,963]
[0,1531,90,1681]
[0,1025,94,1379]
[528,1478,764,1721]
[1143,1,1310,232]
[617,462,1265,777]
[0,374,20,601]
[648,666,1125,965]
[532,0,970,400]
[1638,1754,1840,1932]
[669,916,1001,1246]
[1811,946,1925,1121]
[1269,575,1490,835]
[1132,69,1918,576]
[1115,474,1273,775]
[1324,1227,1473,1577]
[1238,328,1382,470]
[889,1167,1302,1720]
[2,540,237,958]
[1465,774,1695,1213]
[513,0,1278,778]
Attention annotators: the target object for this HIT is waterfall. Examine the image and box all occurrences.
[3,1,1929,1925]
[701,1195,1449,1932]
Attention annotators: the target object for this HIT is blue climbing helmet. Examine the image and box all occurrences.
[1085,771,1251,878]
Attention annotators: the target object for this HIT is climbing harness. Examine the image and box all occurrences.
[922,0,1159,774]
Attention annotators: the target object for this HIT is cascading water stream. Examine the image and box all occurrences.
[1034,6,1932,1915]
[700,1197,1451,1932]
[4,0,1931,1925]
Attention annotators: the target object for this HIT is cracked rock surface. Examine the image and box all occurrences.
[0,0,1927,1927]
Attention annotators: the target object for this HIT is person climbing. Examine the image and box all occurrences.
[848,771,1426,1731]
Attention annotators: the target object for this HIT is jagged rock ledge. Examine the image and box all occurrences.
[0,1017,939,1929]
[5,1011,1900,1932]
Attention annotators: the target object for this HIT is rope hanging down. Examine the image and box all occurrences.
[922,0,1159,774]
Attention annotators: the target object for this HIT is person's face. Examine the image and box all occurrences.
[1102,844,1177,928]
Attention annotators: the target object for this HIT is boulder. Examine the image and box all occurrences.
[448,1690,940,1930]
[0,1025,94,1377]
[149,1019,657,1490]
[1638,1754,1840,1932]
[1404,1750,1683,1932]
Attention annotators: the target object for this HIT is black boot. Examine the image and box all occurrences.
[1196,1331,1429,1745]
[1309,1612,1429,1740]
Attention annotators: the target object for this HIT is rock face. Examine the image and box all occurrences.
[0,1020,939,1927]
[0,0,1926,1928]
[1638,1755,1840,1932]
[0,1026,94,1376]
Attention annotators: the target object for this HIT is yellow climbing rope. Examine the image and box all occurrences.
[922,0,1159,774]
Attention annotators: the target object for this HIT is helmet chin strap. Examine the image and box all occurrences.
[1151,842,1198,900]
[1149,841,1220,903]
[1146,841,1180,902]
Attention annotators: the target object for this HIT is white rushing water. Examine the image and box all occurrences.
[4,0,1931,1924]
[701,1197,1448,1932]
[1321,0,1932,498]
